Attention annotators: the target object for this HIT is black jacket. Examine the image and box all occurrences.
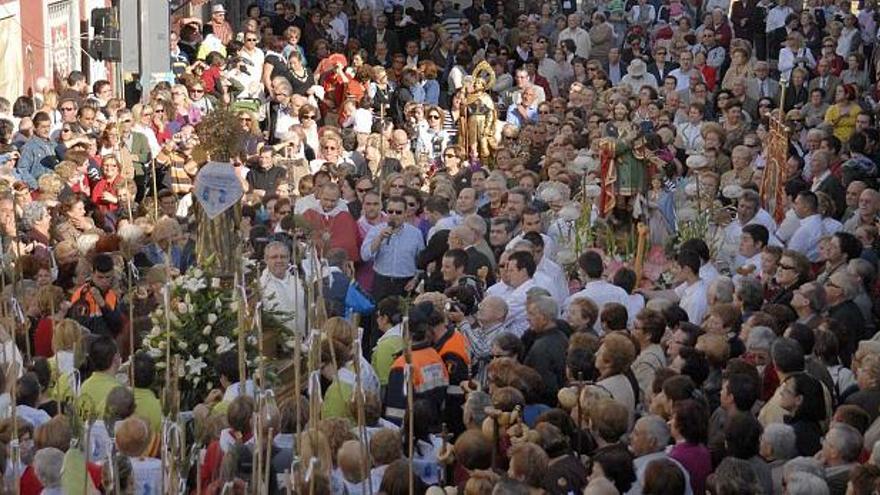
[523,327,568,404]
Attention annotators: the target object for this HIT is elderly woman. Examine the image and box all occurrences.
[778,32,816,80]
[844,352,880,423]
[18,201,51,260]
[596,332,638,416]
[33,447,66,494]
[669,399,712,495]
[841,53,869,92]
[51,193,97,244]
[769,250,811,305]
[720,145,756,189]
[760,423,799,494]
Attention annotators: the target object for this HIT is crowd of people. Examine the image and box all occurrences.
[4,0,880,492]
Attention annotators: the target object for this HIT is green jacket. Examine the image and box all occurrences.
[372,325,404,386]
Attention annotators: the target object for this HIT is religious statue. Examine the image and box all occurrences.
[460,61,498,165]
[598,132,664,228]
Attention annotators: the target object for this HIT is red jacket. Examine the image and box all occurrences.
[303,204,362,263]
[34,317,54,358]
[21,462,102,495]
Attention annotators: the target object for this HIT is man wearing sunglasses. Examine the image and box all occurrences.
[361,195,425,305]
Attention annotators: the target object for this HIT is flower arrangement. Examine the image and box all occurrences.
[141,259,294,411]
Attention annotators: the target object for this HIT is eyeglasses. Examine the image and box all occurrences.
[539,110,550,114]
[356,187,372,193]
[301,114,316,120]
[61,106,75,112]
[61,128,72,133]
[323,145,338,151]
[778,263,795,271]
[386,209,404,214]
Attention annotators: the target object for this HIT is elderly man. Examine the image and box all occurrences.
[843,188,880,234]
[464,296,508,386]
[630,415,693,495]
[523,295,568,403]
[506,85,539,128]
[630,309,667,401]
[788,191,825,262]
[448,225,494,286]
[303,183,361,263]
[790,282,826,328]
[33,447,65,494]
[557,13,591,59]
[260,241,306,333]
[825,271,866,342]
[842,181,868,222]
[821,423,863,495]
[759,424,799,494]
[810,150,846,219]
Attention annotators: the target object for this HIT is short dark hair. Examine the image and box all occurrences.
[133,352,156,389]
[600,303,628,331]
[834,232,863,261]
[217,350,241,383]
[673,399,709,444]
[612,267,637,294]
[32,111,51,127]
[785,323,815,354]
[409,301,444,341]
[796,190,818,213]
[742,224,769,248]
[93,253,114,274]
[771,338,805,374]
[636,309,666,344]
[724,412,763,459]
[677,346,710,386]
[508,250,536,277]
[88,335,118,372]
[16,373,40,407]
[522,231,544,249]
[723,372,759,412]
[424,196,450,215]
[443,248,468,270]
[676,249,701,276]
[680,239,710,263]
[577,250,604,279]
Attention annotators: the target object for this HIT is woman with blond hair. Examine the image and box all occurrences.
[236,109,264,159]
[48,318,84,403]
[362,133,402,179]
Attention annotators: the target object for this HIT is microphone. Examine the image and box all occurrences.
[385,219,399,246]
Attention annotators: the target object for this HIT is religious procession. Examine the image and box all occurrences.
[5,0,880,492]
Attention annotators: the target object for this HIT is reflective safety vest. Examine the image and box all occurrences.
[70,284,118,318]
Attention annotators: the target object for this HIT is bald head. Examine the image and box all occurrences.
[338,440,366,482]
[449,225,476,249]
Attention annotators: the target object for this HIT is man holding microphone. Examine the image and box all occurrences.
[360,195,425,305]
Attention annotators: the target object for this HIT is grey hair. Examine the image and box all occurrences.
[713,457,760,495]
[263,240,290,258]
[761,423,798,460]
[735,277,764,309]
[709,276,735,303]
[848,258,875,286]
[826,422,863,463]
[20,201,47,231]
[636,415,670,452]
[272,76,293,95]
[117,223,145,246]
[739,189,761,206]
[463,214,487,237]
[450,225,476,245]
[34,447,65,488]
[785,472,829,495]
[783,456,825,482]
[746,326,777,352]
[828,272,859,300]
[528,295,558,320]
[482,295,508,321]
[799,282,826,313]
[512,240,535,252]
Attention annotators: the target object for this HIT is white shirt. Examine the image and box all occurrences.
[675,278,709,324]
[537,57,561,97]
[669,68,693,92]
[502,279,536,336]
[260,268,307,335]
[676,121,704,153]
[557,27,592,59]
[564,280,629,334]
[628,452,694,495]
[766,5,793,32]
[788,214,825,261]
[624,293,645,329]
[486,281,512,299]
[536,257,570,306]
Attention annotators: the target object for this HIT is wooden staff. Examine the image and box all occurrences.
[10,360,19,495]
[252,301,265,495]
[150,158,160,220]
[235,263,248,398]
[402,314,415,495]
[161,251,173,413]
[378,104,386,207]
[351,331,372,495]
[634,223,648,283]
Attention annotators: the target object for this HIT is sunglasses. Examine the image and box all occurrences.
[356,187,372,193]
[428,114,441,120]
[61,128,72,133]
[386,209,404,214]
[406,202,418,207]
[61,107,76,112]
[323,145,338,151]
[301,114,316,120]
[778,263,795,271]
[155,108,165,113]
[191,88,205,93]
[246,37,258,42]
[391,183,405,188]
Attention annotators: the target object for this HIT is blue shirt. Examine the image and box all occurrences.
[16,136,56,188]
[505,104,538,128]
[360,222,424,278]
